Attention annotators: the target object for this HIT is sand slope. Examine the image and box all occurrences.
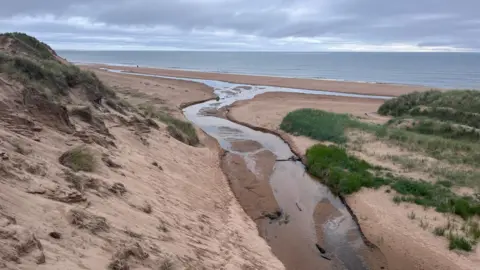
[0,69,284,269]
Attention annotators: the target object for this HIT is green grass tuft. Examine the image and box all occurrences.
[139,104,199,146]
[0,53,115,100]
[391,179,480,219]
[387,117,480,142]
[59,146,96,172]
[378,90,480,117]
[448,234,473,251]
[433,226,446,236]
[4,32,56,60]
[306,144,390,195]
[280,109,377,144]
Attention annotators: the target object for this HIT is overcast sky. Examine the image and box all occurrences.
[1,0,479,51]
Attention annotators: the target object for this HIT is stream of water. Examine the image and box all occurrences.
[104,68,389,269]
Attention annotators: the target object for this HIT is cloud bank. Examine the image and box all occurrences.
[1,0,479,51]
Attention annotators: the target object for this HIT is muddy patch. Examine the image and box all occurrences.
[230,140,263,152]
[221,150,278,219]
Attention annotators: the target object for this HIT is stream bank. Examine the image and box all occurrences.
[101,68,390,269]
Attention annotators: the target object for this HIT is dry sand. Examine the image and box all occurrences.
[0,69,284,269]
[228,91,480,270]
[87,64,432,97]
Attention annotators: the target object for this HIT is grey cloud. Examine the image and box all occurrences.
[0,0,479,51]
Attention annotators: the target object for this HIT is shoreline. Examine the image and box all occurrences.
[79,61,419,86]
[85,64,432,97]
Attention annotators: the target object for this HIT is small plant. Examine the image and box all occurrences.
[123,228,142,238]
[141,201,153,214]
[464,220,480,241]
[408,211,416,220]
[68,208,109,234]
[59,146,96,172]
[433,226,446,236]
[436,180,453,188]
[448,234,473,252]
[419,219,429,230]
[393,196,402,205]
[160,258,174,270]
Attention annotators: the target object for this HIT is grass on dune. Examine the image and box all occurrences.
[0,52,115,100]
[448,234,473,252]
[281,108,480,167]
[387,117,480,142]
[280,109,377,144]
[305,144,390,195]
[391,179,480,220]
[306,144,480,220]
[4,32,56,60]
[375,127,480,166]
[378,90,480,117]
[139,104,199,146]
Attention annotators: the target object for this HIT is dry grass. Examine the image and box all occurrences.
[123,228,143,239]
[141,201,153,214]
[59,146,96,172]
[109,182,127,196]
[25,163,47,176]
[67,208,109,234]
[108,242,149,270]
[64,170,101,193]
[160,258,175,270]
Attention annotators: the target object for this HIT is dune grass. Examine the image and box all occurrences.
[281,108,480,167]
[387,117,480,142]
[305,144,390,195]
[448,234,473,252]
[280,109,377,144]
[375,127,480,166]
[4,32,55,60]
[59,146,96,172]
[305,144,480,220]
[0,52,115,100]
[378,90,480,117]
[391,179,480,220]
[139,104,199,146]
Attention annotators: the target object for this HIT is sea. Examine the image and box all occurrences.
[57,51,480,90]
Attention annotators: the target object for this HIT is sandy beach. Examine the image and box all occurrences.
[87,64,432,97]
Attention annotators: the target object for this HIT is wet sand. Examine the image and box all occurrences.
[86,64,432,97]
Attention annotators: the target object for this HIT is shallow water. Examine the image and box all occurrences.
[104,68,386,269]
[65,51,480,89]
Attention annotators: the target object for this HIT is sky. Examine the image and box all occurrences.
[0,0,479,52]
